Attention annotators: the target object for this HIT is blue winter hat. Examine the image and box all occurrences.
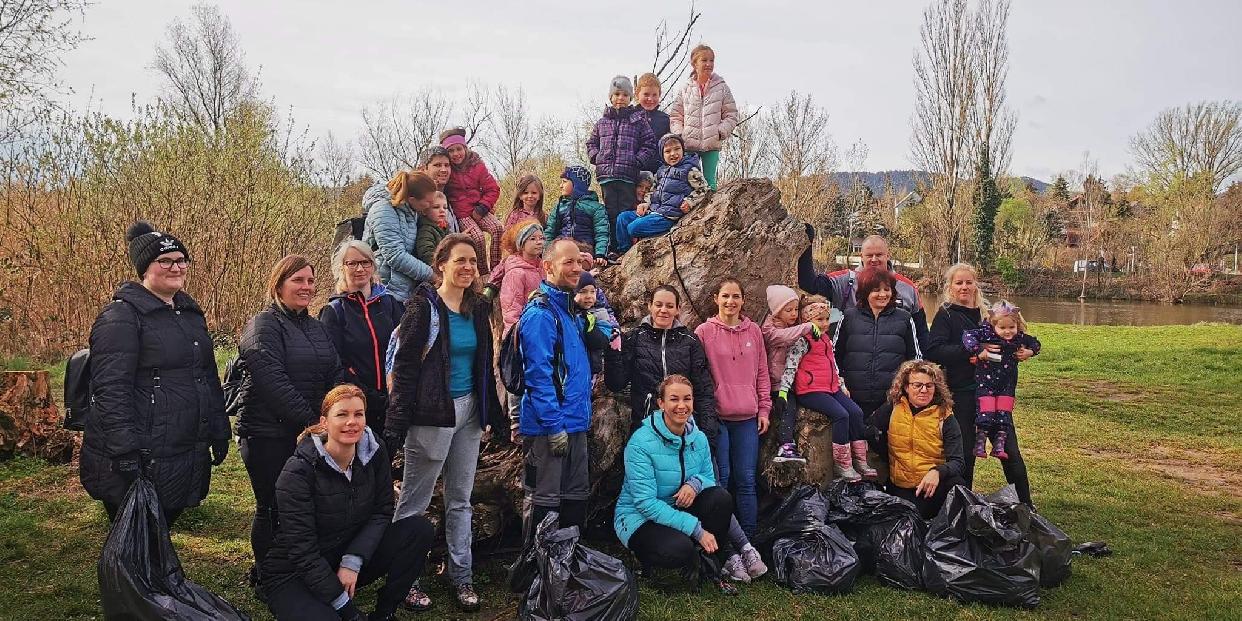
[562,165,592,200]
[575,271,598,292]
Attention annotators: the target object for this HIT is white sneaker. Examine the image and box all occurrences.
[722,553,751,583]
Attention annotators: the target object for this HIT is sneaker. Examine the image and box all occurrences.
[740,545,769,579]
[722,553,751,583]
[716,578,740,596]
[401,581,432,611]
[772,442,806,464]
[455,583,481,612]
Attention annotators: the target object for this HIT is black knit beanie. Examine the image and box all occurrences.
[126,221,190,276]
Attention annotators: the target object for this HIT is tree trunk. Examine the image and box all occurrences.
[0,371,79,463]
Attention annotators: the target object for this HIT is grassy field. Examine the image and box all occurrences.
[1,323,1239,620]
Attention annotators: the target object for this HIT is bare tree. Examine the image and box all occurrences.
[910,0,976,265]
[315,131,355,192]
[458,81,493,146]
[357,89,453,178]
[717,104,771,183]
[487,84,537,178]
[1130,100,1242,194]
[766,90,837,222]
[0,0,88,141]
[152,4,258,134]
[969,0,1015,176]
[649,1,701,103]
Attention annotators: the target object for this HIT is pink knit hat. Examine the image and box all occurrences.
[766,284,799,316]
[441,134,466,148]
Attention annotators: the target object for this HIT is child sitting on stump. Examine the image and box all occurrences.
[614,134,710,253]
[962,301,1041,460]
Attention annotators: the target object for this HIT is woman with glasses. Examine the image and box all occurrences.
[868,360,965,519]
[319,240,404,439]
[79,221,230,525]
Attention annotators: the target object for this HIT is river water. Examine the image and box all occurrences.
[924,295,1242,326]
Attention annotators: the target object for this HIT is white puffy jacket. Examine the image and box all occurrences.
[669,73,739,152]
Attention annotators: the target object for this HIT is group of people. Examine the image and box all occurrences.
[76,43,1045,619]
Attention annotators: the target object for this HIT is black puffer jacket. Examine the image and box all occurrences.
[319,284,404,435]
[236,304,342,439]
[926,302,983,393]
[604,317,719,442]
[261,430,391,605]
[834,305,922,407]
[385,285,504,442]
[79,282,227,509]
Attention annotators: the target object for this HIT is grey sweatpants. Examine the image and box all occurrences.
[393,394,482,586]
[522,430,589,507]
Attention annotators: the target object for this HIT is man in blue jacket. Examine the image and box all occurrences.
[519,238,593,532]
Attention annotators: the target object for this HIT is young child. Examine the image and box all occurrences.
[574,273,619,375]
[635,73,671,174]
[669,44,739,190]
[962,301,1041,460]
[614,134,710,253]
[636,171,655,204]
[505,174,546,229]
[587,75,656,257]
[777,296,875,481]
[414,191,451,265]
[544,166,610,261]
[761,285,813,462]
[440,127,503,270]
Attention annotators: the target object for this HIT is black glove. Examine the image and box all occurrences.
[210,438,230,466]
[771,394,786,421]
[114,450,144,482]
[482,282,500,302]
[383,429,404,459]
[804,222,816,242]
[473,203,490,217]
[337,600,365,621]
[548,430,569,457]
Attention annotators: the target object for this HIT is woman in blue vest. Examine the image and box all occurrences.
[614,134,711,253]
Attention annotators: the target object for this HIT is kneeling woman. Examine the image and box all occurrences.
[870,361,966,520]
[614,375,740,595]
[262,385,433,621]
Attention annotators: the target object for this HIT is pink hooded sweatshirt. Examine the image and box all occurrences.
[498,254,543,335]
[694,316,772,421]
[761,317,813,387]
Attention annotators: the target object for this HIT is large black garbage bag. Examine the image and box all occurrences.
[519,513,638,621]
[98,477,248,620]
[771,523,861,594]
[923,485,1042,607]
[753,485,829,559]
[822,480,926,590]
[985,486,1073,587]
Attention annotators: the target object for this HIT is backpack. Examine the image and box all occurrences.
[221,355,246,416]
[334,216,367,248]
[63,348,92,431]
[499,292,565,401]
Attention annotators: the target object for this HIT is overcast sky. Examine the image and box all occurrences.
[59,0,1242,183]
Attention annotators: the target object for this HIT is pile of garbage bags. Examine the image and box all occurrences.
[514,513,638,620]
[755,483,1074,607]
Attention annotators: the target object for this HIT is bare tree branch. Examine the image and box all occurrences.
[1130,100,1242,193]
[151,4,257,134]
[356,88,453,178]
[651,2,701,104]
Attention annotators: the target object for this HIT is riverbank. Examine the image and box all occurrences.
[1,323,1239,619]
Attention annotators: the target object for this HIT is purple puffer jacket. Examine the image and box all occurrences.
[587,105,656,183]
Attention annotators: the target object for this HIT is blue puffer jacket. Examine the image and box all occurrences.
[544,191,610,258]
[518,282,592,436]
[588,105,657,183]
[649,151,702,220]
[362,182,431,302]
[614,412,716,547]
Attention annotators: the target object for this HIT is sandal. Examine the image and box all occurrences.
[455,583,481,612]
[401,580,432,611]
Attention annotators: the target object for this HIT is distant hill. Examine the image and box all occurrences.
[830,170,1049,195]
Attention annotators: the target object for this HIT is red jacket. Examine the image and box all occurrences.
[444,152,501,220]
[793,333,842,395]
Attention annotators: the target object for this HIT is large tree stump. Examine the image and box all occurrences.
[0,371,78,462]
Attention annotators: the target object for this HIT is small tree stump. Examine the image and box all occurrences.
[0,371,79,463]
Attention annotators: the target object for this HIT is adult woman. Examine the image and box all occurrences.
[669,44,739,189]
[236,255,343,581]
[694,279,771,540]
[926,263,1035,504]
[614,375,739,595]
[261,385,434,621]
[80,221,229,524]
[833,266,922,418]
[384,234,505,612]
[869,361,966,519]
[362,170,438,302]
[319,240,404,439]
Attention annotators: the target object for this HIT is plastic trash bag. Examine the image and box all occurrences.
[923,485,1042,607]
[753,485,829,558]
[98,476,248,621]
[822,480,926,590]
[985,486,1073,587]
[519,513,638,621]
[771,523,861,594]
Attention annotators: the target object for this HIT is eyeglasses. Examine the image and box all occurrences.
[908,382,935,391]
[153,258,191,270]
[344,260,373,270]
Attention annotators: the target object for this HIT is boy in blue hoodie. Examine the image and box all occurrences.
[636,73,671,174]
[615,133,711,253]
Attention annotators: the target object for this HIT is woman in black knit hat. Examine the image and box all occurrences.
[79,221,231,525]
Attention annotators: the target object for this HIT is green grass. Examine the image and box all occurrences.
[1,324,1240,620]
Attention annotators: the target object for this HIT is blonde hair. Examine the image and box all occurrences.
[637,72,661,92]
[331,240,378,293]
[887,360,954,412]
[385,170,436,207]
[690,44,714,67]
[941,262,988,309]
[987,300,1028,332]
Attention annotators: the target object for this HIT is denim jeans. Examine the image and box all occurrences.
[715,417,759,538]
[615,211,675,252]
[394,394,481,586]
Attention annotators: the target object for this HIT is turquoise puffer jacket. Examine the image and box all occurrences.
[614,412,716,547]
[362,182,431,302]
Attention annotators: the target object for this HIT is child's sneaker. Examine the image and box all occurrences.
[772,443,806,464]
[973,431,988,458]
[740,544,768,579]
[722,554,751,583]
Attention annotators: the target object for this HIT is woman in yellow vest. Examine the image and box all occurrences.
[868,360,966,519]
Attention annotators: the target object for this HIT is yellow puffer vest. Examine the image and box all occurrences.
[888,398,950,488]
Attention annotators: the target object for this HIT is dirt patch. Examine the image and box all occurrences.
[1063,379,1151,403]
[1082,444,1242,502]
